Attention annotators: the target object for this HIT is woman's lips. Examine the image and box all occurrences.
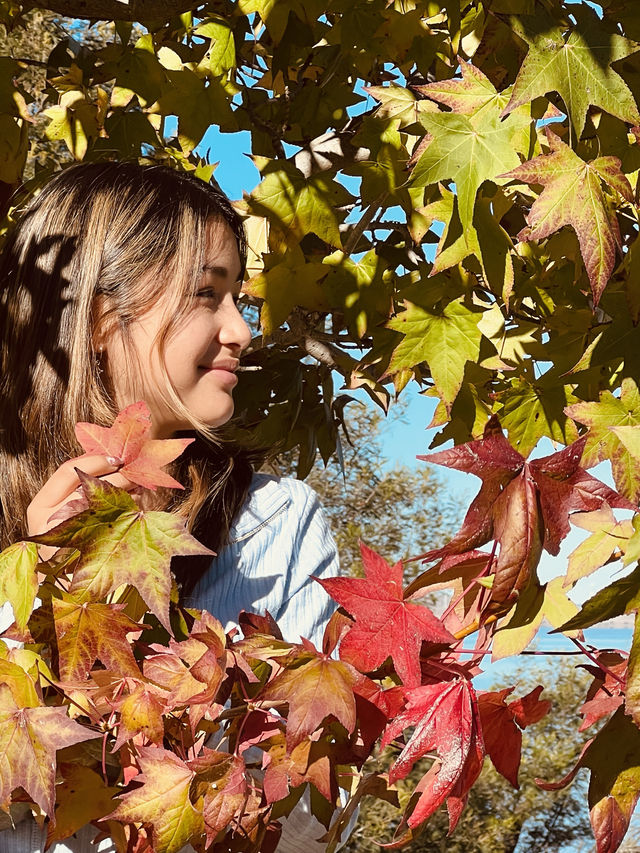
[198,363,239,385]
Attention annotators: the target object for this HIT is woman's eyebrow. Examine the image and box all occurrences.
[202,264,230,277]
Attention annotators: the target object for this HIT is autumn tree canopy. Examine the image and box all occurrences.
[3,0,640,851]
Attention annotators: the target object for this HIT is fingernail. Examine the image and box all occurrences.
[106,456,123,467]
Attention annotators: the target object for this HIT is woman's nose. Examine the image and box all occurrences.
[219,296,252,352]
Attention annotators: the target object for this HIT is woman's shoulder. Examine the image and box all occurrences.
[228,472,320,544]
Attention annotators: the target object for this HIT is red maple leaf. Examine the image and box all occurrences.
[380,678,484,831]
[478,685,550,787]
[318,543,454,687]
[579,652,627,731]
[75,401,193,490]
[416,416,633,608]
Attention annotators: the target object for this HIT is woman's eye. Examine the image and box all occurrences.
[197,288,219,301]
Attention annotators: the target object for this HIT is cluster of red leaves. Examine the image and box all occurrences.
[412,415,632,626]
[0,405,638,852]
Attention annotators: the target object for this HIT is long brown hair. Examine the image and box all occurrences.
[0,161,259,592]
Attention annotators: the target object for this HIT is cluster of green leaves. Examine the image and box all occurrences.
[5,0,640,849]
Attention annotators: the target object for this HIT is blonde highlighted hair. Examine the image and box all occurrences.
[0,162,258,591]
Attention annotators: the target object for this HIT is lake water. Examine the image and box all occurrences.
[472,626,632,689]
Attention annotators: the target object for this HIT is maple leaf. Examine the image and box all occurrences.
[386,298,483,413]
[478,685,550,787]
[501,129,633,304]
[0,684,100,816]
[409,101,530,237]
[318,543,454,687]
[418,417,633,610]
[76,401,193,491]
[365,82,436,126]
[380,679,484,831]
[188,749,248,845]
[492,576,579,660]
[0,656,40,710]
[538,709,640,853]
[108,746,204,853]
[246,157,353,250]
[580,652,627,731]
[243,244,330,338]
[260,639,358,750]
[420,189,515,306]
[502,5,640,138]
[414,58,511,117]
[566,380,640,503]
[29,473,213,632]
[560,563,640,634]
[565,506,634,588]
[143,649,210,709]
[47,764,120,847]
[52,594,142,681]
[112,683,166,751]
[262,733,337,808]
[0,541,39,632]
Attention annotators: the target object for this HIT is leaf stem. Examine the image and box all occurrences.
[570,636,625,685]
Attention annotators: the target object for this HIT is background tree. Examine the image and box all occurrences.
[271,401,461,577]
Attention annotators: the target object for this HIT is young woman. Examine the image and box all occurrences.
[0,162,339,852]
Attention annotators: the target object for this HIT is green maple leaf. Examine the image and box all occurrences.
[365,82,438,127]
[503,5,640,138]
[154,68,236,153]
[410,103,530,239]
[237,0,323,44]
[0,684,100,816]
[243,245,330,337]
[558,563,640,632]
[502,130,633,305]
[388,299,483,406]
[565,378,640,503]
[52,595,143,681]
[108,746,204,853]
[193,19,236,76]
[109,34,166,108]
[29,474,213,633]
[497,373,580,457]
[0,542,38,632]
[423,187,514,303]
[247,159,353,249]
[322,249,394,340]
[386,299,483,412]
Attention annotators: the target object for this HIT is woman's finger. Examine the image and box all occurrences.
[33,454,122,508]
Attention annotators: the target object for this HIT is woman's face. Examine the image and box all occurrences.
[104,220,252,437]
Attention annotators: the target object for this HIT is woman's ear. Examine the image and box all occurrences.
[91,294,114,354]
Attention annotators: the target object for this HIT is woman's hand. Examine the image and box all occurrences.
[26,454,136,538]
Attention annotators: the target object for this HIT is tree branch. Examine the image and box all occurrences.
[23,0,203,21]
